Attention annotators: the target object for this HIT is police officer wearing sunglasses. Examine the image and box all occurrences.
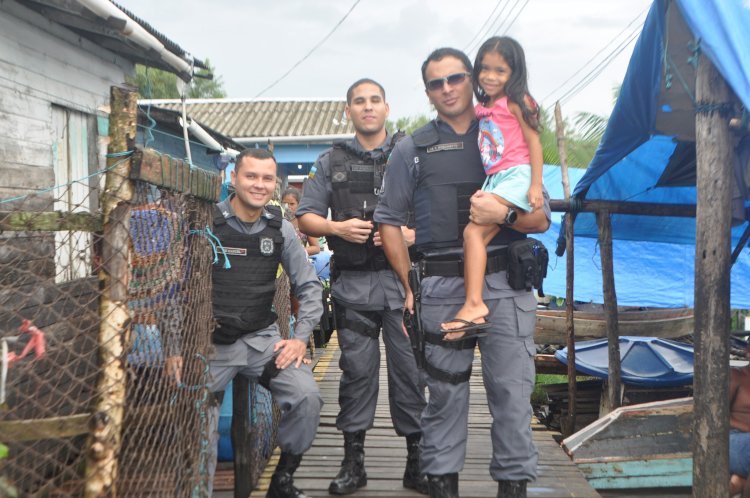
[375,48,551,498]
[297,78,428,495]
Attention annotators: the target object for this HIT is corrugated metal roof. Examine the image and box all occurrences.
[140,99,355,139]
[18,0,202,76]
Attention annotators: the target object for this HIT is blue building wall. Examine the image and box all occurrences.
[226,142,333,183]
[136,127,223,173]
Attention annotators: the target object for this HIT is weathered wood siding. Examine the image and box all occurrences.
[0,0,133,203]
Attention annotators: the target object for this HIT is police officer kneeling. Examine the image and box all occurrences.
[171,149,324,498]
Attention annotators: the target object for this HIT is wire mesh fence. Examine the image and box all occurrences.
[0,96,287,496]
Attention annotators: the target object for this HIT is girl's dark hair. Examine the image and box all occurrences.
[281,187,301,202]
[472,36,540,132]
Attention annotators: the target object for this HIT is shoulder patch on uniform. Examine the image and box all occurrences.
[308,165,317,179]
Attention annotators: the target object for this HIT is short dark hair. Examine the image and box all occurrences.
[421,47,473,85]
[346,78,386,104]
[281,187,301,202]
[234,148,277,173]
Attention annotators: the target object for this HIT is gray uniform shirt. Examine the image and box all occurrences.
[374,119,551,305]
[215,197,323,344]
[297,135,405,311]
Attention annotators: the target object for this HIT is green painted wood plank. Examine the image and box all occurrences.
[579,458,692,489]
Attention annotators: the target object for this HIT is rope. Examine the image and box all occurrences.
[687,39,701,69]
[695,102,735,116]
[0,152,133,204]
[666,52,695,103]
[567,196,583,213]
[165,353,212,496]
[189,226,231,269]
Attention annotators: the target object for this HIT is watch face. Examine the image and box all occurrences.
[506,208,517,225]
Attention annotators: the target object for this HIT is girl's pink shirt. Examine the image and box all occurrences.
[475,96,530,175]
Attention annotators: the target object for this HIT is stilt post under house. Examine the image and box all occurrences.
[596,210,621,416]
[692,52,732,498]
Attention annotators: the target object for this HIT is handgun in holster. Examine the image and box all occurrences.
[404,264,425,370]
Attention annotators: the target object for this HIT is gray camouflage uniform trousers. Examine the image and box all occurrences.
[333,269,425,436]
[419,277,539,481]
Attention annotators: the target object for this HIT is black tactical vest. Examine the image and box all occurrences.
[327,132,404,271]
[412,121,525,253]
[211,204,284,344]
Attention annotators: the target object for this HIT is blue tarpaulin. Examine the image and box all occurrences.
[538,165,750,308]
[542,0,750,308]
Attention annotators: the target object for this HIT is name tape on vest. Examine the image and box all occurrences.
[222,247,247,256]
[426,142,464,153]
[350,164,375,172]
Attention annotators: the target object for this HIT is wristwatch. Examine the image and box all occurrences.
[504,207,518,226]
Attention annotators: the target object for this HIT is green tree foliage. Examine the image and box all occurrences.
[539,108,608,168]
[132,59,227,99]
[386,113,433,135]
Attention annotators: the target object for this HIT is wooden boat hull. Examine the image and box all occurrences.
[562,397,693,489]
[578,456,692,489]
[536,307,694,344]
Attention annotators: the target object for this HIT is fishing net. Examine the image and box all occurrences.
[0,139,285,495]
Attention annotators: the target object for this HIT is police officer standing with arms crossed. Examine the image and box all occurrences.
[167,148,323,498]
[375,49,550,498]
[297,78,428,495]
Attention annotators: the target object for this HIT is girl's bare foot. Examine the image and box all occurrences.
[441,302,490,341]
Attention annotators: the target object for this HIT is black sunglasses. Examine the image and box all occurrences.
[425,72,471,91]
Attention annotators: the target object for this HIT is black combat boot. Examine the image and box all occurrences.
[496,479,528,498]
[403,433,428,494]
[328,430,367,495]
[427,473,458,498]
[266,452,308,498]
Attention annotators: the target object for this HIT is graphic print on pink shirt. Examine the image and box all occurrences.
[478,118,504,174]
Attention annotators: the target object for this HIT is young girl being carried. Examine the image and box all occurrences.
[441,36,543,339]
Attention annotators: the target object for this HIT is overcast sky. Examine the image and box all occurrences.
[122,0,653,122]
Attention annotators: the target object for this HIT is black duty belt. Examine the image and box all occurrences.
[420,249,508,278]
[333,256,391,272]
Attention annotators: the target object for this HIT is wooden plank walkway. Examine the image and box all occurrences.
[218,333,599,498]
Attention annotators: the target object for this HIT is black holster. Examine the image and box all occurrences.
[404,265,425,370]
[507,238,549,296]
[334,300,382,339]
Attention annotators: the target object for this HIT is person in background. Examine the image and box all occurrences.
[730,342,750,498]
[282,187,321,256]
[282,186,320,320]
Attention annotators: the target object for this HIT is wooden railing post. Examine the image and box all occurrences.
[84,86,137,497]
[596,210,621,416]
[555,102,578,436]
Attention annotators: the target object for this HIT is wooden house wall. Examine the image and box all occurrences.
[0,0,133,385]
[0,0,134,207]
